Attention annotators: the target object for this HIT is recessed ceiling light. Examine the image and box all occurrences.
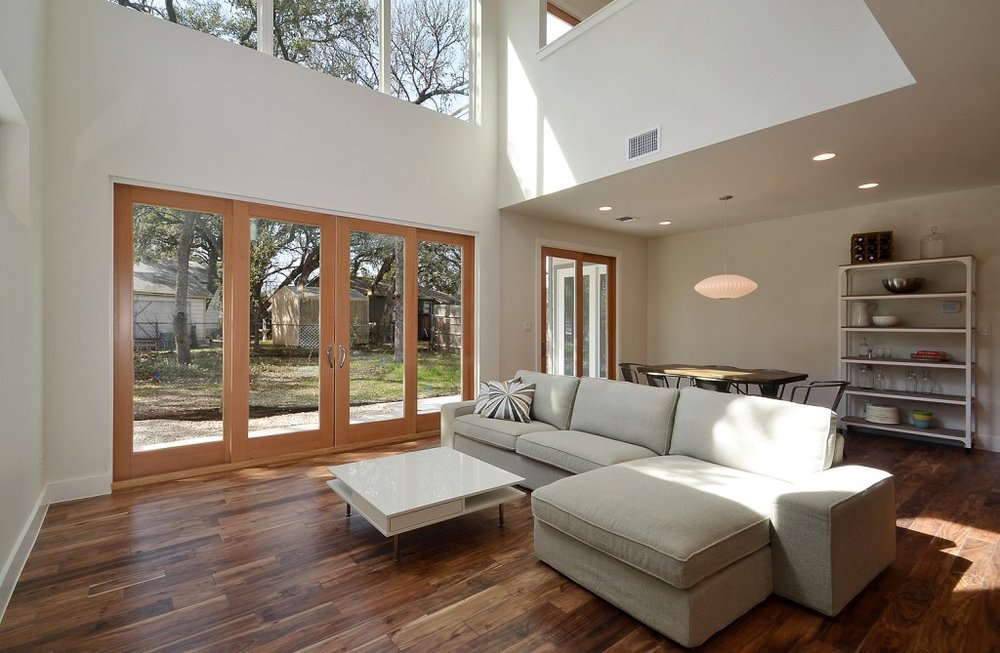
[658,220,672,226]
[858,182,880,189]
[598,206,613,212]
[812,152,837,161]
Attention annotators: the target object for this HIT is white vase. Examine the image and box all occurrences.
[851,302,874,327]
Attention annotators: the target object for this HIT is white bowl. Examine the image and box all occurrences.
[872,315,900,327]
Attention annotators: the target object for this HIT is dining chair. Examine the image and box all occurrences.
[693,365,736,393]
[743,369,795,399]
[646,372,691,388]
[618,362,652,385]
[787,380,850,412]
[618,362,638,383]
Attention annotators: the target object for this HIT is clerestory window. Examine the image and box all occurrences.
[109,0,470,121]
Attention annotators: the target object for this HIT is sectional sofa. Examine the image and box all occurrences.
[440,370,896,647]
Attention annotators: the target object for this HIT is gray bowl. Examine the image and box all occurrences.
[882,277,924,293]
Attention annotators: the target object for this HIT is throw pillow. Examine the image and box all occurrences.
[474,377,520,415]
[481,379,536,423]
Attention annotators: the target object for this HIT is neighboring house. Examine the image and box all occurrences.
[270,286,369,347]
[269,281,459,348]
[350,279,460,344]
[132,260,221,349]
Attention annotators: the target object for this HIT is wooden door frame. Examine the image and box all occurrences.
[539,246,617,378]
[414,229,476,434]
[240,202,337,460]
[114,184,476,481]
[114,185,232,481]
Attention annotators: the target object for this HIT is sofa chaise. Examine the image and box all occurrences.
[440,370,895,647]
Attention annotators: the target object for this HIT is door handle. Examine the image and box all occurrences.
[338,344,347,369]
[326,345,335,369]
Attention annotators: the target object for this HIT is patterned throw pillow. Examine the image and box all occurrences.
[474,377,521,415]
[477,379,536,423]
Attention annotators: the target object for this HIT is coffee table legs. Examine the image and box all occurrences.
[341,498,513,562]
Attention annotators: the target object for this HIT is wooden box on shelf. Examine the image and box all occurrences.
[850,231,893,264]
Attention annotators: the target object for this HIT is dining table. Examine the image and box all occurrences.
[638,364,808,398]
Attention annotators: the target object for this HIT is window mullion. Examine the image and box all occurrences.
[379,0,391,95]
[258,0,274,56]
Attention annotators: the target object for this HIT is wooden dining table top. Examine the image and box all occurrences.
[637,364,808,385]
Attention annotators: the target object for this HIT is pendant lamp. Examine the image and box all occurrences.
[694,195,758,299]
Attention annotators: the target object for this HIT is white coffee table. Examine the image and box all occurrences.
[327,447,525,560]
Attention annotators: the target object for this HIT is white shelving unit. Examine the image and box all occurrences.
[838,256,976,450]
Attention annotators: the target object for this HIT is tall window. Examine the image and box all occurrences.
[109,0,471,120]
[545,3,578,45]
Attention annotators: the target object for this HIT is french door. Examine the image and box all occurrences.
[114,185,473,481]
[540,247,616,378]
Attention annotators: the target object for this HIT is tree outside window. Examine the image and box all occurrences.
[111,0,471,120]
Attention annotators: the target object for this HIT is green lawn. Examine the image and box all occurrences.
[133,343,460,420]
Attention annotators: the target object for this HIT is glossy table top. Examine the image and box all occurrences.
[328,447,524,516]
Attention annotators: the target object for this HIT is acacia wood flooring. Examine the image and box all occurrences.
[1,433,999,652]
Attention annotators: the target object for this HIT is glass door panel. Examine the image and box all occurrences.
[541,247,615,378]
[544,254,577,376]
[348,229,406,424]
[582,261,609,378]
[131,203,224,452]
[248,217,322,438]
[416,240,464,414]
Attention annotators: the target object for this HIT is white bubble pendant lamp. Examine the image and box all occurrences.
[694,195,758,299]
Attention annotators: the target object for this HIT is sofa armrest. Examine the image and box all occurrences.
[770,465,895,616]
[440,400,477,447]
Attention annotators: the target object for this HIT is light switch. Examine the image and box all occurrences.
[522,321,532,333]
[978,324,991,336]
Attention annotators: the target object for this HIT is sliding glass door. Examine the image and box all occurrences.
[541,247,616,379]
[115,188,230,478]
[114,185,474,481]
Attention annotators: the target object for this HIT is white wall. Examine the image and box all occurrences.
[0,0,47,615]
[499,210,647,378]
[498,0,912,207]
[42,0,500,498]
[646,184,1000,452]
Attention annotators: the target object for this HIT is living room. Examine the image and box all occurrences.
[2,0,999,649]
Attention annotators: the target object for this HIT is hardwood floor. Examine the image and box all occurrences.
[1,433,999,652]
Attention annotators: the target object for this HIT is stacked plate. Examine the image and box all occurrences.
[864,404,900,425]
[910,349,950,362]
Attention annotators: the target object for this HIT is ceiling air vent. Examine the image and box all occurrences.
[615,216,639,223]
[627,127,660,160]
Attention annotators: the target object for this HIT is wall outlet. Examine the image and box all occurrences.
[977,324,991,336]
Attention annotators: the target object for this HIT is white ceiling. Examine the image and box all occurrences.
[503,0,1000,237]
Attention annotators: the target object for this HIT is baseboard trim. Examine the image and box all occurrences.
[0,488,48,622]
[46,474,112,504]
[976,433,1000,453]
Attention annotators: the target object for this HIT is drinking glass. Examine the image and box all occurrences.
[919,370,932,394]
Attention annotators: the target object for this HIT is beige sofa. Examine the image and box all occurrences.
[440,370,895,647]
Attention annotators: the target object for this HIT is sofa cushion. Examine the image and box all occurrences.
[515,370,581,430]
[569,378,679,455]
[515,430,658,474]
[532,457,774,589]
[669,387,838,483]
[474,379,536,423]
[454,414,556,451]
